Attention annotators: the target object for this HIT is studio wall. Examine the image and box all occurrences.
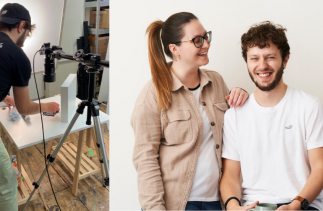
[110,0,323,209]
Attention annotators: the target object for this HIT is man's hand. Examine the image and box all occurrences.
[276,200,301,211]
[225,87,249,108]
[42,102,60,113]
[2,95,15,110]
[228,201,259,211]
[13,86,61,115]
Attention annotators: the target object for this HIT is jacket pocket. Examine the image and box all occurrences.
[213,101,229,127]
[162,110,192,145]
[214,101,229,112]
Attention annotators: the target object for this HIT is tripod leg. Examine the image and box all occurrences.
[92,116,109,187]
[21,111,82,211]
[91,127,105,185]
[21,150,49,210]
[72,130,85,196]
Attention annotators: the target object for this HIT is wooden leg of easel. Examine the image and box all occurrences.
[39,189,49,211]
[72,130,85,196]
[21,150,49,210]
[46,139,54,156]
[91,128,100,158]
[7,141,13,160]
[17,149,21,172]
[0,125,8,150]
[86,128,92,148]
[68,133,74,143]
[0,124,4,141]
[66,134,71,143]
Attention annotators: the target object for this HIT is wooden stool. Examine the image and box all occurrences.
[49,128,101,196]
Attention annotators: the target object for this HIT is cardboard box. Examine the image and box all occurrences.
[89,36,109,48]
[90,9,109,29]
[90,46,107,60]
[89,36,109,59]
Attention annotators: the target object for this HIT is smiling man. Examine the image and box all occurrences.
[220,21,323,210]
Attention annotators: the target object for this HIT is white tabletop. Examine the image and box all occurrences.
[0,96,109,150]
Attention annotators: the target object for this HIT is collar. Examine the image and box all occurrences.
[171,68,212,92]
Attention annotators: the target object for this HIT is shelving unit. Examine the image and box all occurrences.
[89,28,109,35]
[84,0,109,97]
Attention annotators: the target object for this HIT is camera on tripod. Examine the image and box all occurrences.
[22,43,110,211]
[39,42,109,83]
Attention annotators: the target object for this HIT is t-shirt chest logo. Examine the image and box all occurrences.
[285,125,293,129]
[0,43,3,48]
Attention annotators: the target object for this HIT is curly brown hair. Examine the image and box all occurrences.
[241,21,290,62]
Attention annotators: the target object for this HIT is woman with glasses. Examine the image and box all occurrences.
[131,12,248,211]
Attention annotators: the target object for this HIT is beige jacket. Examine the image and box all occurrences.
[131,69,230,211]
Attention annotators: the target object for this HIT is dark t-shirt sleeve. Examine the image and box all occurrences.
[11,50,31,87]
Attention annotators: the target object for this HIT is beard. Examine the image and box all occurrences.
[16,30,27,47]
[248,62,284,91]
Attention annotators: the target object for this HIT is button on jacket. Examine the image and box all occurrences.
[131,69,230,211]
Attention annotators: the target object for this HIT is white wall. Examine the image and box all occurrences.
[0,0,85,105]
[0,0,63,105]
[110,0,323,209]
[0,0,64,73]
[46,0,84,97]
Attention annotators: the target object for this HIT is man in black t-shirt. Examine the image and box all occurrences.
[0,3,60,114]
[0,3,60,210]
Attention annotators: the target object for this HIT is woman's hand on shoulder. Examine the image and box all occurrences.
[225,88,249,108]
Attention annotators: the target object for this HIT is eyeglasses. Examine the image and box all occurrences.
[174,31,212,48]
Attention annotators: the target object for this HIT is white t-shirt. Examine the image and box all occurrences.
[188,85,220,201]
[222,86,323,210]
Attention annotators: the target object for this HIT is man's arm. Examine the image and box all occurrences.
[220,159,242,210]
[13,86,59,115]
[220,159,258,210]
[277,147,323,210]
[221,109,258,211]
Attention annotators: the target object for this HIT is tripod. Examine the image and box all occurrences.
[22,45,109,211]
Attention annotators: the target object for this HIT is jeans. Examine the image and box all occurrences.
[185,201,222,210]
